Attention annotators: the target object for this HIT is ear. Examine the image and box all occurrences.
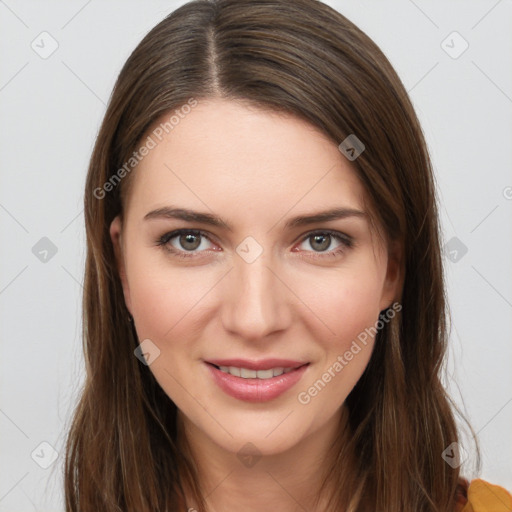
[109,214,133,314]
[379,240,404,312]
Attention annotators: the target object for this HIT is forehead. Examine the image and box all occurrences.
[123,99,367,221]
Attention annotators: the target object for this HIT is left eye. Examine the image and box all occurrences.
[297,231,351,253]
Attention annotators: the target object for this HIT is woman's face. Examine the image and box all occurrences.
[110,98,400,457]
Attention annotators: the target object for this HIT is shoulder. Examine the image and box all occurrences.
[454,477,512,511]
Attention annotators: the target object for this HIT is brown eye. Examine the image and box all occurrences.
[178,232,202,251]
[309,234,332,252]
[296,230,353,258]
[157,229,215,256]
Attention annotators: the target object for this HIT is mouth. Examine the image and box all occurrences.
[204,360,310,402]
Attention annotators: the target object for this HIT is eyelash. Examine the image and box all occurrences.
[155,229,353,260]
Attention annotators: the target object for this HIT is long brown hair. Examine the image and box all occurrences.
[64,0,480,510]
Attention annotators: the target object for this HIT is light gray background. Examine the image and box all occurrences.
[1,0,511,510]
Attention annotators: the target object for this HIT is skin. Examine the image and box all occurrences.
[110,98,402,511]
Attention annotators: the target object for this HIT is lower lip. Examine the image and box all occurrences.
[205,363,309,402]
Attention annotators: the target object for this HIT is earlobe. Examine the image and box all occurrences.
[109,215,132,314]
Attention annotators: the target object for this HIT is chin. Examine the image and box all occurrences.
[180,402,313,452]
[217,427,305,459]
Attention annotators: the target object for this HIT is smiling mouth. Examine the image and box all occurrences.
[205,361,310,402]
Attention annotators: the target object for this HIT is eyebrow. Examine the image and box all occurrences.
[143,206,366,230]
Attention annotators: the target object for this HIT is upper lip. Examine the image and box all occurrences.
[205,358,309,371]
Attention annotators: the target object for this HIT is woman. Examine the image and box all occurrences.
[64,0,512,510]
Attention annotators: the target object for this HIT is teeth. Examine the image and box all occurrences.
[217,365,294,379]
[229,366,241,377]
[256,369,273,379]
[241,368,257,378]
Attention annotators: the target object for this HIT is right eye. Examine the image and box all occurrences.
[156,229,218,258]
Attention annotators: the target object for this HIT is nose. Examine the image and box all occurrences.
[220,252,292,341]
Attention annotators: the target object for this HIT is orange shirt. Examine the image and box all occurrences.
[454,478,512,511]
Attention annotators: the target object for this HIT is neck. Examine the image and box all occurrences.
[177,405,353,512]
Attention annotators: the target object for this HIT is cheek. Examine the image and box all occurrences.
[294,274,383,414]
[125,257,213,408]
[294,262,385,347]
[125,251,216,342]
[291,263,385,399]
